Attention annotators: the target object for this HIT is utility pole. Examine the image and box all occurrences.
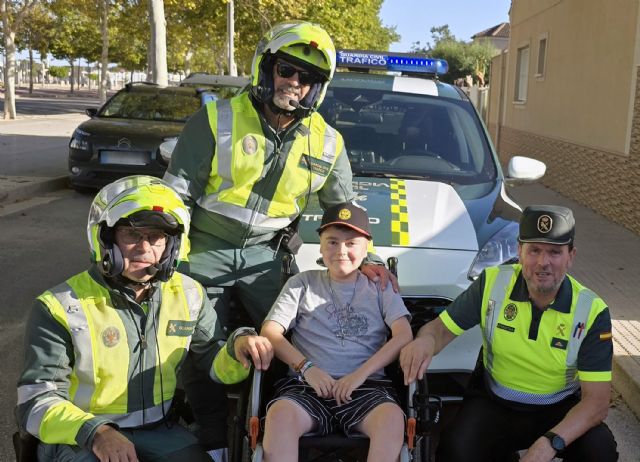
[227,0,237,76]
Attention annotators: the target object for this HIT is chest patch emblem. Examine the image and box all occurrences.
[503,303,518,321]
[167,320,197,337]
[555,323,566,337]
[299,155,331,176]
[242,135,258,155]
[551,337,568,350]
[101,326,121,348]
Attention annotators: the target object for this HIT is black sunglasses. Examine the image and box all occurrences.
[275,61,320,85]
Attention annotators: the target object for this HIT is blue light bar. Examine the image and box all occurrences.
[336,50,449,75]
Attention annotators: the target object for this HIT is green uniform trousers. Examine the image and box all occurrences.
[179,229,297,450]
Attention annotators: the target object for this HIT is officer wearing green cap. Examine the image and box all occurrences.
[400,205,617,461]
[163,21,395,458]
[15,176,273,462]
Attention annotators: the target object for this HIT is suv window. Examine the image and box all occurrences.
[99,89,200,122]
[319,86,496,185]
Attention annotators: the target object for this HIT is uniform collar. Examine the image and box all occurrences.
[509,267,572,313]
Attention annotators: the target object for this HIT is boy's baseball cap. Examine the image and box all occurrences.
[519,205,575,245]
[317,203,372,239]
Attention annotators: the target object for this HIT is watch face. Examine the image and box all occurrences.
[551,435,566,451]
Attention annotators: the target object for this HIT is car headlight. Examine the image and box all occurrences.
[70,129,90,151]
[467,221,519,280]
[159,137,178,163]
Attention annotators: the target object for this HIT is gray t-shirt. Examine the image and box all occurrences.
[265,270,410,379]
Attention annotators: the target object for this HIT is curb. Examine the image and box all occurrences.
[0,176,69,206]
[613,355,640,419]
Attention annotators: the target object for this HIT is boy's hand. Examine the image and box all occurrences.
[333,370,367,406]
[304,367,336,399]
[360,264,399,292]
[234,335,273,370]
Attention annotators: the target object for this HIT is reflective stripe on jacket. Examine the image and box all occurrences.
[479,264,609,405]
[185,92,344,246]
[16,269,247,445]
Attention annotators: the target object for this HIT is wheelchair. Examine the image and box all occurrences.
[234,363,441,462]
[229,256,444,462]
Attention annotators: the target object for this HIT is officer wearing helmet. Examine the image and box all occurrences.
[16,176,273,462]
[163,21,395,457]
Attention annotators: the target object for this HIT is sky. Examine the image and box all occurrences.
[379,0,512,51]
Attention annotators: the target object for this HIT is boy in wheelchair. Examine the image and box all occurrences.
[259,203,413,462]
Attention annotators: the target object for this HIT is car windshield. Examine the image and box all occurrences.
[99,90,200,122]
[318,84,497,185]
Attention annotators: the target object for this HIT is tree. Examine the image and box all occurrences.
[99,0,109,101]
[411,25,495,85]
[1,0,37,119]
[149,0,167,85]
[15,3,55,93]
[48,0,101,93]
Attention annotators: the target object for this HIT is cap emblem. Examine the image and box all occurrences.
[338,208,351,220]
[537,215,553,234]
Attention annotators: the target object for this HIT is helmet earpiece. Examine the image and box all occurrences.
[101,244,124,278]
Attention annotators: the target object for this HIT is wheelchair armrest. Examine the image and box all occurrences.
[249,369,263,450]
[250,369,262,417]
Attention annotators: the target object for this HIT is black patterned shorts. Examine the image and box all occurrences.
[266,376,401,436]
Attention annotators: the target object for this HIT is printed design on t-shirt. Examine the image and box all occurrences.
[326,304,369,344]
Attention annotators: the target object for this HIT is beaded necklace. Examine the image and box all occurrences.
[326,271,359,347]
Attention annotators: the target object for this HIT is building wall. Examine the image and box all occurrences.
[490,0,640,235]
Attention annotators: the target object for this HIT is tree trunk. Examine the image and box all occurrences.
[70,59,75,94]
[99,0,109,101]
[28,48,34,94]
[2,30,18,119]
[149,0,167,86]
[147,0,154,82]
[184,48,193,77]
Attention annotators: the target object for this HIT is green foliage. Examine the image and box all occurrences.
[48,65,69,78]
[412,25,496,85]
[10,0,401,75]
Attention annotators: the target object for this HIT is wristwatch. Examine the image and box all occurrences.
[543,431,566,452]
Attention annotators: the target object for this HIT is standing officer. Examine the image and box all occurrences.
[16,176,272,462]
[400,205,617,462]
[163,21,393,459]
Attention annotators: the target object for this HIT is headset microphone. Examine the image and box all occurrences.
[289,99,310,110]
[145,264,160,276]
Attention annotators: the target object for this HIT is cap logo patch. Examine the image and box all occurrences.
[503,303,518,321]
[338,208,351,220]
[101,326,120,348]
[242,135,258,155]
[537,215,553,234]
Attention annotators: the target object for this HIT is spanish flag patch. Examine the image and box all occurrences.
[599,332,613,340]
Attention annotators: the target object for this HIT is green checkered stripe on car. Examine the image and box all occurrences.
[390,179,409,246]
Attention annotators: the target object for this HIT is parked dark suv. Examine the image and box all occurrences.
[68,82,203,190]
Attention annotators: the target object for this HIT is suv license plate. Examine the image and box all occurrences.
[100,151,150,165]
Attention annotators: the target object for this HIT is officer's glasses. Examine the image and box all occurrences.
[275,61,320,86]
[116,228,168,247]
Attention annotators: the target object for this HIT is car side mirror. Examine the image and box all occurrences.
[85,108,98,117]
[505,156,546,186]
[159,138,178,164]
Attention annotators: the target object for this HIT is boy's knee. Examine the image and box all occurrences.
[265,400,311,436]
[362,402,404,437]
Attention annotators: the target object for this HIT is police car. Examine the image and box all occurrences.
[297,51,546,388]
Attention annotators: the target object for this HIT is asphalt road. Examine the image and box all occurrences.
[0,94,100,116]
